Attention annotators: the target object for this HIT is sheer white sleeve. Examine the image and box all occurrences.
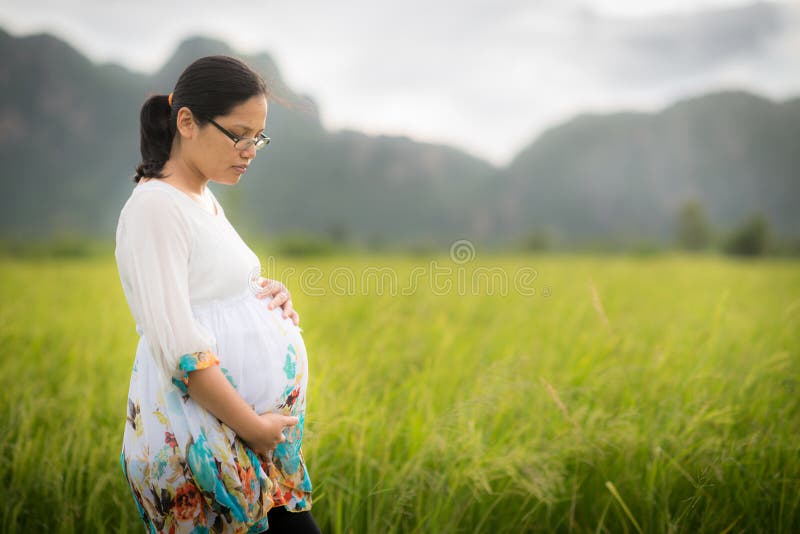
[115,188,219,387]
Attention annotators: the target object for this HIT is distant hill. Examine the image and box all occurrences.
[0,28,797,248]
[493,91,800,245]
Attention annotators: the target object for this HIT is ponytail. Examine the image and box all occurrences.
[133,94,175,182]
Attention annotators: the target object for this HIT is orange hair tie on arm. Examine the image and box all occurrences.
[168,92,174,107]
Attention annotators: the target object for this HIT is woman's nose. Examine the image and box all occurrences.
[240,144,257,159]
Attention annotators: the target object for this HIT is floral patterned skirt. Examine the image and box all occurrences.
[120,289,312,534]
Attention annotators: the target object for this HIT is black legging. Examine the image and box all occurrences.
[260,505,322,534]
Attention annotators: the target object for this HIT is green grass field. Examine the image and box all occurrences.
[1,252,798,533]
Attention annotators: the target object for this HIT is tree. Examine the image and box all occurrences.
[675,199,712,251]
[722,213,770,257]
[325,220,350,244]
[521,228,552,251]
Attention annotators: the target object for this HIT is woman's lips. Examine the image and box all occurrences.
[232,165,248,174]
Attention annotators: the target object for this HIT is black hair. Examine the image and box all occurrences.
[133,55,268,182]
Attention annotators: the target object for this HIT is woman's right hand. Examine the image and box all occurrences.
[242,412,299,456]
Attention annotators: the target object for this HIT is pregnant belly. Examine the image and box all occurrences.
[193,292,309,415]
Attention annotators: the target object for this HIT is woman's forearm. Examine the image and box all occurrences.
[184,365,261,441]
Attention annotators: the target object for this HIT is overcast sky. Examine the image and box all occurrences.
[1,0,798,165]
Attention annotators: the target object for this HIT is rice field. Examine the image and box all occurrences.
[1,251,798,533]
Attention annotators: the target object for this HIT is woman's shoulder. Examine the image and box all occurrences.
[116,184,198,254]
[120,180,190,226]
[128,180,186,207]
[132,179,180,199]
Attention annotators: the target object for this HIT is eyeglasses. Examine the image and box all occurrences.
[207,118,271,151]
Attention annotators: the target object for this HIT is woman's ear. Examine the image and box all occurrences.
[175,106,196,139]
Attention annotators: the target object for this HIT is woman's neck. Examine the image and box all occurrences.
[154,155,209,197]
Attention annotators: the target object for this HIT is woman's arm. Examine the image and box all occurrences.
[186,366,298,453]
[185,365,262,440]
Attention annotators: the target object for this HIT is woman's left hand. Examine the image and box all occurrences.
[256,278,300,326]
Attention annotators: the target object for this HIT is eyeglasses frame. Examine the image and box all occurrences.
[207,118,271,151]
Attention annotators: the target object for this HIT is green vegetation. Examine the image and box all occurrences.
[723,213,771,257]
[675,199,712,251]
[1,253,798,532]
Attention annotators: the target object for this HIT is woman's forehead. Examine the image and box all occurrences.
[229,94,268,114]
[222,96,268,127]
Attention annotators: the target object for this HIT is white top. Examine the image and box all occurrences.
[114,179,262,384]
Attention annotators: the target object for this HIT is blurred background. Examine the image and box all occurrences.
[0,0,798,257]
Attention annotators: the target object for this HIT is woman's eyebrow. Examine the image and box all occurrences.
[233,123,265,134]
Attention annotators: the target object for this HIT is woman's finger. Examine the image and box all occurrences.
[257,278,284,299]
[268,290,290,310]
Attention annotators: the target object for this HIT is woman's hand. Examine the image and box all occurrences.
[242,412,299,456]
[256,277,300,326]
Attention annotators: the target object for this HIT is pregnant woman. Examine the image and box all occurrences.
[115,55,320,533]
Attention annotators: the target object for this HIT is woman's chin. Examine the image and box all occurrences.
[211,176,239,186]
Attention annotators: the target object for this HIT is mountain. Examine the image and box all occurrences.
[0,28,146,236]
[0,28,797,248]
[0,28,494,246]
[494,91,800,244]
